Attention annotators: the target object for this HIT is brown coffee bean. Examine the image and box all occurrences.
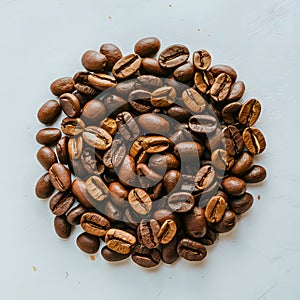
[135,75,163,90]
[83,126,112,151]
[36,146,57,170]
[73,72,98,96]
[139,219,160,248]
[35,172,55,199]
[182,207,207,239]
[61,117,85,136]
[222,125,244,156]
[109,182,128,208]
[105,228,136,254]
[159,44,189,69]
[80,212,110,236]
[102,139,125,169]
[112,53,141,79]
[71,179,95,209]
[50,77,75,96]
[104,201,122,222]
[209,64,237,82]
[195,165,216,191]
[198,228,218,246]
[101,246,130,261]
[243,127,266,155]
[80,147,104,176]
[242,165,267,183]
[68,136,83,160]
[81,99,106,123]
[239,99,261,127]
[141,57,170,76]
[142,136,171,154]
[100,43,122,70]
[81,50,107,72]
[210,210,237,233]
[87,73,117,90]
[59,93,81,118]
[163,170,180,194]
[85,176,109,202]
[132,245,161,268]
[66,204,87,225]
[149,153,179,174]
[222,176,246,196]
[174,142,204,160]
[152,209,180,226]
[166,105,192,123]
[168,192,194,213]
[205,196,227,223]
[137,164,162,187]
[161,237,179,264]
[49,163,71,192]
[182,88,206,113]
[173,62,195,82]
[37,100,61,125]
[210,73,232,101]
[100,118,118,135]
[116,111,140,141]
[193,50,212,70]
[211,149,234,171]
[230,192,254,214]
[76,232,100,254]
[134,37,160,57]
[118,155,137,187]
[151,86,176,107]
[49,191,75,216]
[138,113,170,135]
[231,152,254,176]
[157,219,177,244]
[128,188,152,215]
[222,102,242,125]
[194,70,214,94]
[54,215,72,239]
[227,81,245,101]
[36,128,61,146]
[177,238,207,261]
[189,115,217,134]
[128,89,152,113]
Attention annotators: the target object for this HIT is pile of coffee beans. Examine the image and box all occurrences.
[35,37,267,268]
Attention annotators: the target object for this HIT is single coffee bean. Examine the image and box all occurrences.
[85,176,109,202]
[194,70,214,94]
[210,73,232,101]
[231,152,254,176]
[71,179,95,209]
[132,245,161,268]
[189,115,217,134]
[195,165,216,191]
[139,219,160,248]
[80,147,104,175]
[222,102,242,125]
[168,192,194,213]
[151,86,176,107]
[141,57,170,76]
[76,232,100,254]
[222,176,246,196]
[138,113,170,135]
[100,43,122,70]
[49,191,75,216]
[83,126,112,151]
[211,149,234,171]
[109,182,129,208]
[128,89,152,114]
[54,215,72,239]
[81,50,107,72]
[174,142,204,160]
[142,136,171,154]
[163,170,181,194]
[209,64,237,82]
[59,93,81,118]
[198,228,218,246]
[37,100,61,125]
[159,44,189,69]
[61,117,85,136]
[242,127,266,155]
[182,88,206,113]
[161,236,179,264]
[210,210,237,233]
[105,228,136,254]
[177,238,207,261]
[87,73,117,90]
[112,53,141,79]
[230,192,254,214]
[49,163,71,192]
[81,99,107,123]
[134,37,161,57]
[80,212,110,236]
[135,75,163,91]
[242,165,267,183]
[129,136,146,158]
[239,99,261,127]
[173,62,195,82]
[182,207,207,239]
[36,146,58,170]
[118,155,137,187]
[149,153,179,174]
[36,128,61,146]
[193,50,211,70]
[205,195,227,223]
[68,136,83,160]
[50,77,75,96]
[66,204,87,225]
[104,201,122,222]
[157,219,177,244]
[222,125,244,156]
[227,81,245,101]
[35,172,55,199]
[100,118,118,135]
[166,105,192,123]
[152,209,180,226]
[128,188,152,215]
[73,71,98,96]
[148,182,164,200]
[101,246,130,261]
[137,164,162,187]
[103,139,126,169]
[116,111,140,141]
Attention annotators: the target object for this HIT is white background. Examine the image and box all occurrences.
[0,0,299,299]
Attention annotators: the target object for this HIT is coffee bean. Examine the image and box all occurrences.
[182,88,206,113]
[49,163,71,192]
[168,192,194,213]
[73,72,98,96]
[36,146,57,170]
[138,113,170,135]
[173,62,195,82]
[49,191,75,216]
[118,155,137,187]
[177,238,207,261]
[211,149,234,171]
[198,228,218,246]
[194,70,214,94]
[36,128,62,146]
[103,139,126,169]
[128,188,152,215]
[138,219,160,248]
[100,118,118,135]
[149,153,179,174]
[112,53,141,79]
[195,165,216,191]
[193,50,211,70]
[222,102,242,125]
[174,142,204,160]
[239,99,261,127]
[59,93,81,118]
[142,136,171,154]
[61,117,85,136]
[109,182,129,208]
[242,127,266,155]
[50,77,75,96]
[159,44,189,69]
[54,215,72,238]
[101,246,130,261]
[231,152,253,176]
[182,207,207,239]
[87,73,117,91]
[35,172,55,199]
[100,43,122,70]
[210,73,232,101]
[163,170,181,194]
[80,212,110,236]
[209,64,237,82]
[66,204,87,225]
[151,86,176,107]
[242,165,267,183]
[105,228,136,254]
[83,126,112,151]
[210,210,237,233]
[37,100,61,125]
[230,192,254,214]
[141,57,170,76]
[81,50,107,72]
[128,89,152,114]
[205,195,227,223]
[227,81,245,101]
[73,91,92,107]
[166,105,192,123]
[189,114,217,134]
[85,176,109,202]
[68,136,83,160]
[157,219,177,244]
[137,164,162,188]
[222,176,246,196]
[134,37,161,57]
[116,111,140,141]
[80,147,104,175]
[132,245,161,268]
[76,232,100,254]
[81,99,107,123]
[222,125,244,156]
[71,179,95,209]
[135,75,163,91]
[161,237,179,264]
[104,201,122,222]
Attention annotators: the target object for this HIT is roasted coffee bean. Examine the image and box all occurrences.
[182,207,207,239]
[103,139,126,169]
[134,37,161,57]
[137,164,162,186]
[50,77,75,96]
[104,201,122,222]
[163,170,181,194]
[173,62,195,82]
[128,188,152,215]
[100,118,118,135]
[174,142,204,160]
[73,91,92,107]
[61,117,85,136]
[141,57,170,76]
[37,146,57,170]
[86,176,109,201]
[135,75,163,91]
[210,73,232,101]
[205,195,227,223]
[209,65,237,82]
[239,99,261,126]
[227,81,245,101]
[182,88,206,113]
[177,238,207,261]
[105,228,136,254]
[128,89,152,112]
[166,105,192,123]
[71,179,95,209]
[36,128,61,146]
[211,149,234,171]
[116,111,140,141]
[148,182,163,200]
[142,136,171,154]
[194,70,214,94]
[222,125,244,156]
[193,50,211,70]
[66,204,87,225]
[139,219,160,248]
[231,152,253,176]
[49,163,71,192]
[132,245,161,268]
[59,93,81,118]
[81,50,107,72]
[83,126,112,151]
[68,136,83,160]
[198,228,218,246]
[242,165,267,183]
[161,237,179,264]
[138,113,170,135]
[73,71,98,96]
[108,182,128,208]
[151,86,176,107]
[222,176,246,196]
[222,102,242,125]
[129,136,146,158]
[149,153,179,174]
[168,192,194,213]
[210,210,237,233]
[80,212,110,236]
[100,43,123,70]
[118,155,137,187]
[35,172,55,199]
[152,209,180,225]
[81,99,107,123]
[80,147,104,175]
[159,44,189,69]
[49,191,75,216]
[243,127,266,155]
[195,165,216,191]
[103,94,129,116]
[76,232,100,254]
[87,73,117,90]
[101,246,130,261]
[157,219,177,244]
[54,215,72,238]
[230,192,254,214]
[189,115,217,134]
[112,53,141,79]
[37,100,61,125]
[69,158,88,179]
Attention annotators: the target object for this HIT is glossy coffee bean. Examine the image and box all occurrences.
[157,219,177,244]
[239,99,261,127]
[135,75,163,90]
[193,50,211,70]
[71,179,95,209]
[37,100,61,125]
[85,176,109,202]
[83,126,112,151]
[68,136,83,160]
[242,165,267,183]
[168,192,194,213]
[49,163,71,192]
[100,43,122,70]
[222,125,244,157]
[231,152,253,176]
[149,153,179,174]
[173,62,195,82]
[109,182,128,208]
[198,228,219,246]
[159,44,189,69]
[174,142,204,160]
[54,215,72,239]
[163,170,181,194]
[222,176,246,196]
[49,191,75,216]
[112,53,141,79]
[182,88,206,113]
[76,232,100,254]
[100,118,118,135]
[35,172,55,199]
[182,207,207,239]
[36,128,61,146]
[210,73,232,101]
[151,86,176,107]
[81,50,107,72]
[134,37,160,57]
[81,147,104,176]
[66,204,87,225]
[166,105,192,122]
[211,149,234,171]
[195,165,216,191]
[36,146,57,170]
[138,113,170,135]
[128,89,152,113]
[209,64,237,82]
[189,114,217,134]
[230,192,254,214]
[243,127,266,155]
[105,228,136,254]
[152,209,180,226]
[116,111,140,141]
[80,212,110,236]
[61,118,85,137]
[139,219,160,249]
[210,210,237,233]
[227,81,245,101]
[137,164,162,188]
[50,77,75,96]
[161,237,179,264]
[81,99,107,123]
[59,93,81,118]
[205,196,227,223]
[141,57,170,76]
[118,155,137,187]
[132,245,161,268]
[194,70,214,94]
[222,102,241,125]
[73,71,98,96]
[101,246,130,262]
[87,73,117,91]
[104,201,122,222]
[177,238,207,261]
[142,136,171,154]
[103,139,126,169]
[128,188,152,215]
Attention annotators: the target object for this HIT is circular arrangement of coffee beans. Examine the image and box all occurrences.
[35,37,267,268]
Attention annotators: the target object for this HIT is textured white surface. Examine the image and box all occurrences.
[0,0,299,299]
